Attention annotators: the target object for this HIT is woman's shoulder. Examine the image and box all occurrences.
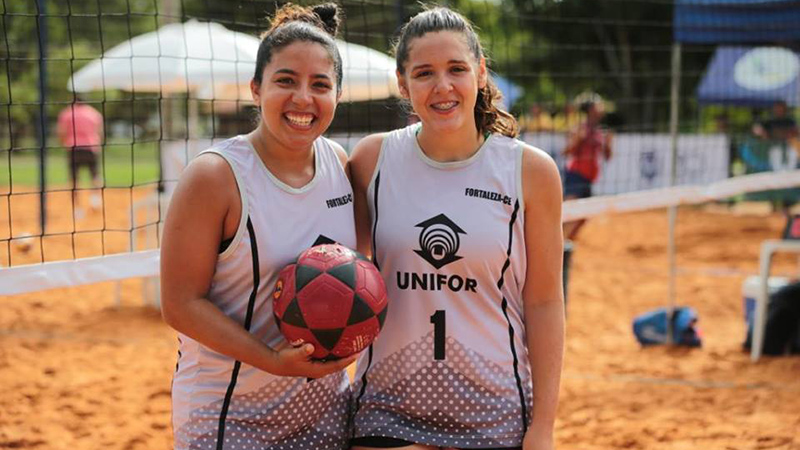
[185,150,238,185]
[352,132,389,156]
[488,132,522,149]
[518,140,561,205]
[317,135,349,169]
[350,125,418,171]
[487,133,549,163]
[185,137,252,185]
[188,136,251,166]
[206,135,249,154]
[518,140,558,174]
[357,124,417,150]
[348,130,399,188]
[169,151,239,219]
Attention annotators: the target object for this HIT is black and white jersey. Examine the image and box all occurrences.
[352,124,532,448]
[171,135,356,450]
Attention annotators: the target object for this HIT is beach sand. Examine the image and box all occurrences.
[1,194,799,449]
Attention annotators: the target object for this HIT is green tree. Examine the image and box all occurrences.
[1,0,161,148]
[507,0,712,131]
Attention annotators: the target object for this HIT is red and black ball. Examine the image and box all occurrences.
[272,244,388,360]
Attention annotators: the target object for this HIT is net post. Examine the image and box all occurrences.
[36,0,48,236]
[667,42,682,344]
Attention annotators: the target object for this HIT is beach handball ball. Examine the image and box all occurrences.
[272,244,388,360]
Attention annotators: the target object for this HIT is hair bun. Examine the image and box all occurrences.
[312,3,340,37]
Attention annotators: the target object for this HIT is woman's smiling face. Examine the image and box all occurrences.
[398,30,486,135]
[250,40,339,151]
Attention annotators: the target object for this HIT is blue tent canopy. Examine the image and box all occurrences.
[674,0,800,44]
[697,46,800,106]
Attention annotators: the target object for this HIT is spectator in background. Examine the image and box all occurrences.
[753,101,800,154]
[57,97,103,217]
[519,103,554,132]
[751,101,800,213]
[713,112,741,178]
[714,112,730,134]
[553,102,580,133]
[563,98,613,240]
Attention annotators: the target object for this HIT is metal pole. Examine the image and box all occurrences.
[396,0,405,28]
[160,0,180,136]
[667,42,682,344]
[36,0,48,235]
[158,0,179,192]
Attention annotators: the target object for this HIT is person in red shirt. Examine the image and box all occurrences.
[562,99,612,239]
[57,98,103,215]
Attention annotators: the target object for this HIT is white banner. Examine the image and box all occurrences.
[521,132,730,195]
[157,133,732,199]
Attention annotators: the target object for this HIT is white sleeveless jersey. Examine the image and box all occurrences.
[352,125,532,448]
[171,135,356,450]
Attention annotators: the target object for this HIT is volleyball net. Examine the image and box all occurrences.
[2,0,799,296]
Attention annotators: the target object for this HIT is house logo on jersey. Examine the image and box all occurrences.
[398,215,477,293]
[312,234,337,247]
[413,213,466,269]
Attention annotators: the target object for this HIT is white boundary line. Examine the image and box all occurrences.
[2,170,799,296]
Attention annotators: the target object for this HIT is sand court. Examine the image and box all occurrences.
[1,198,799,449]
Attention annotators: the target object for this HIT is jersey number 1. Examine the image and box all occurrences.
[430,310,446,360]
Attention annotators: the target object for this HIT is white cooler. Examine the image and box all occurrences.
[742,275,790,324]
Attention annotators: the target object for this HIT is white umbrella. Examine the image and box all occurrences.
[337,40,399,102]
[196,40,400,102]
[69,20,399,103]
[68,20,258,100]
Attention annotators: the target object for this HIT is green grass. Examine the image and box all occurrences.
[0,142,160,192]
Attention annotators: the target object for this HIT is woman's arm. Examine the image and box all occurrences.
[520,144,565,450]
[348,133,387,258]
[160,154,355,378]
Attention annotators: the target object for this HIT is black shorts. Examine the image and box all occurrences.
[350,436,521,449]
[70,147,99,185]
[563,170,592,199]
